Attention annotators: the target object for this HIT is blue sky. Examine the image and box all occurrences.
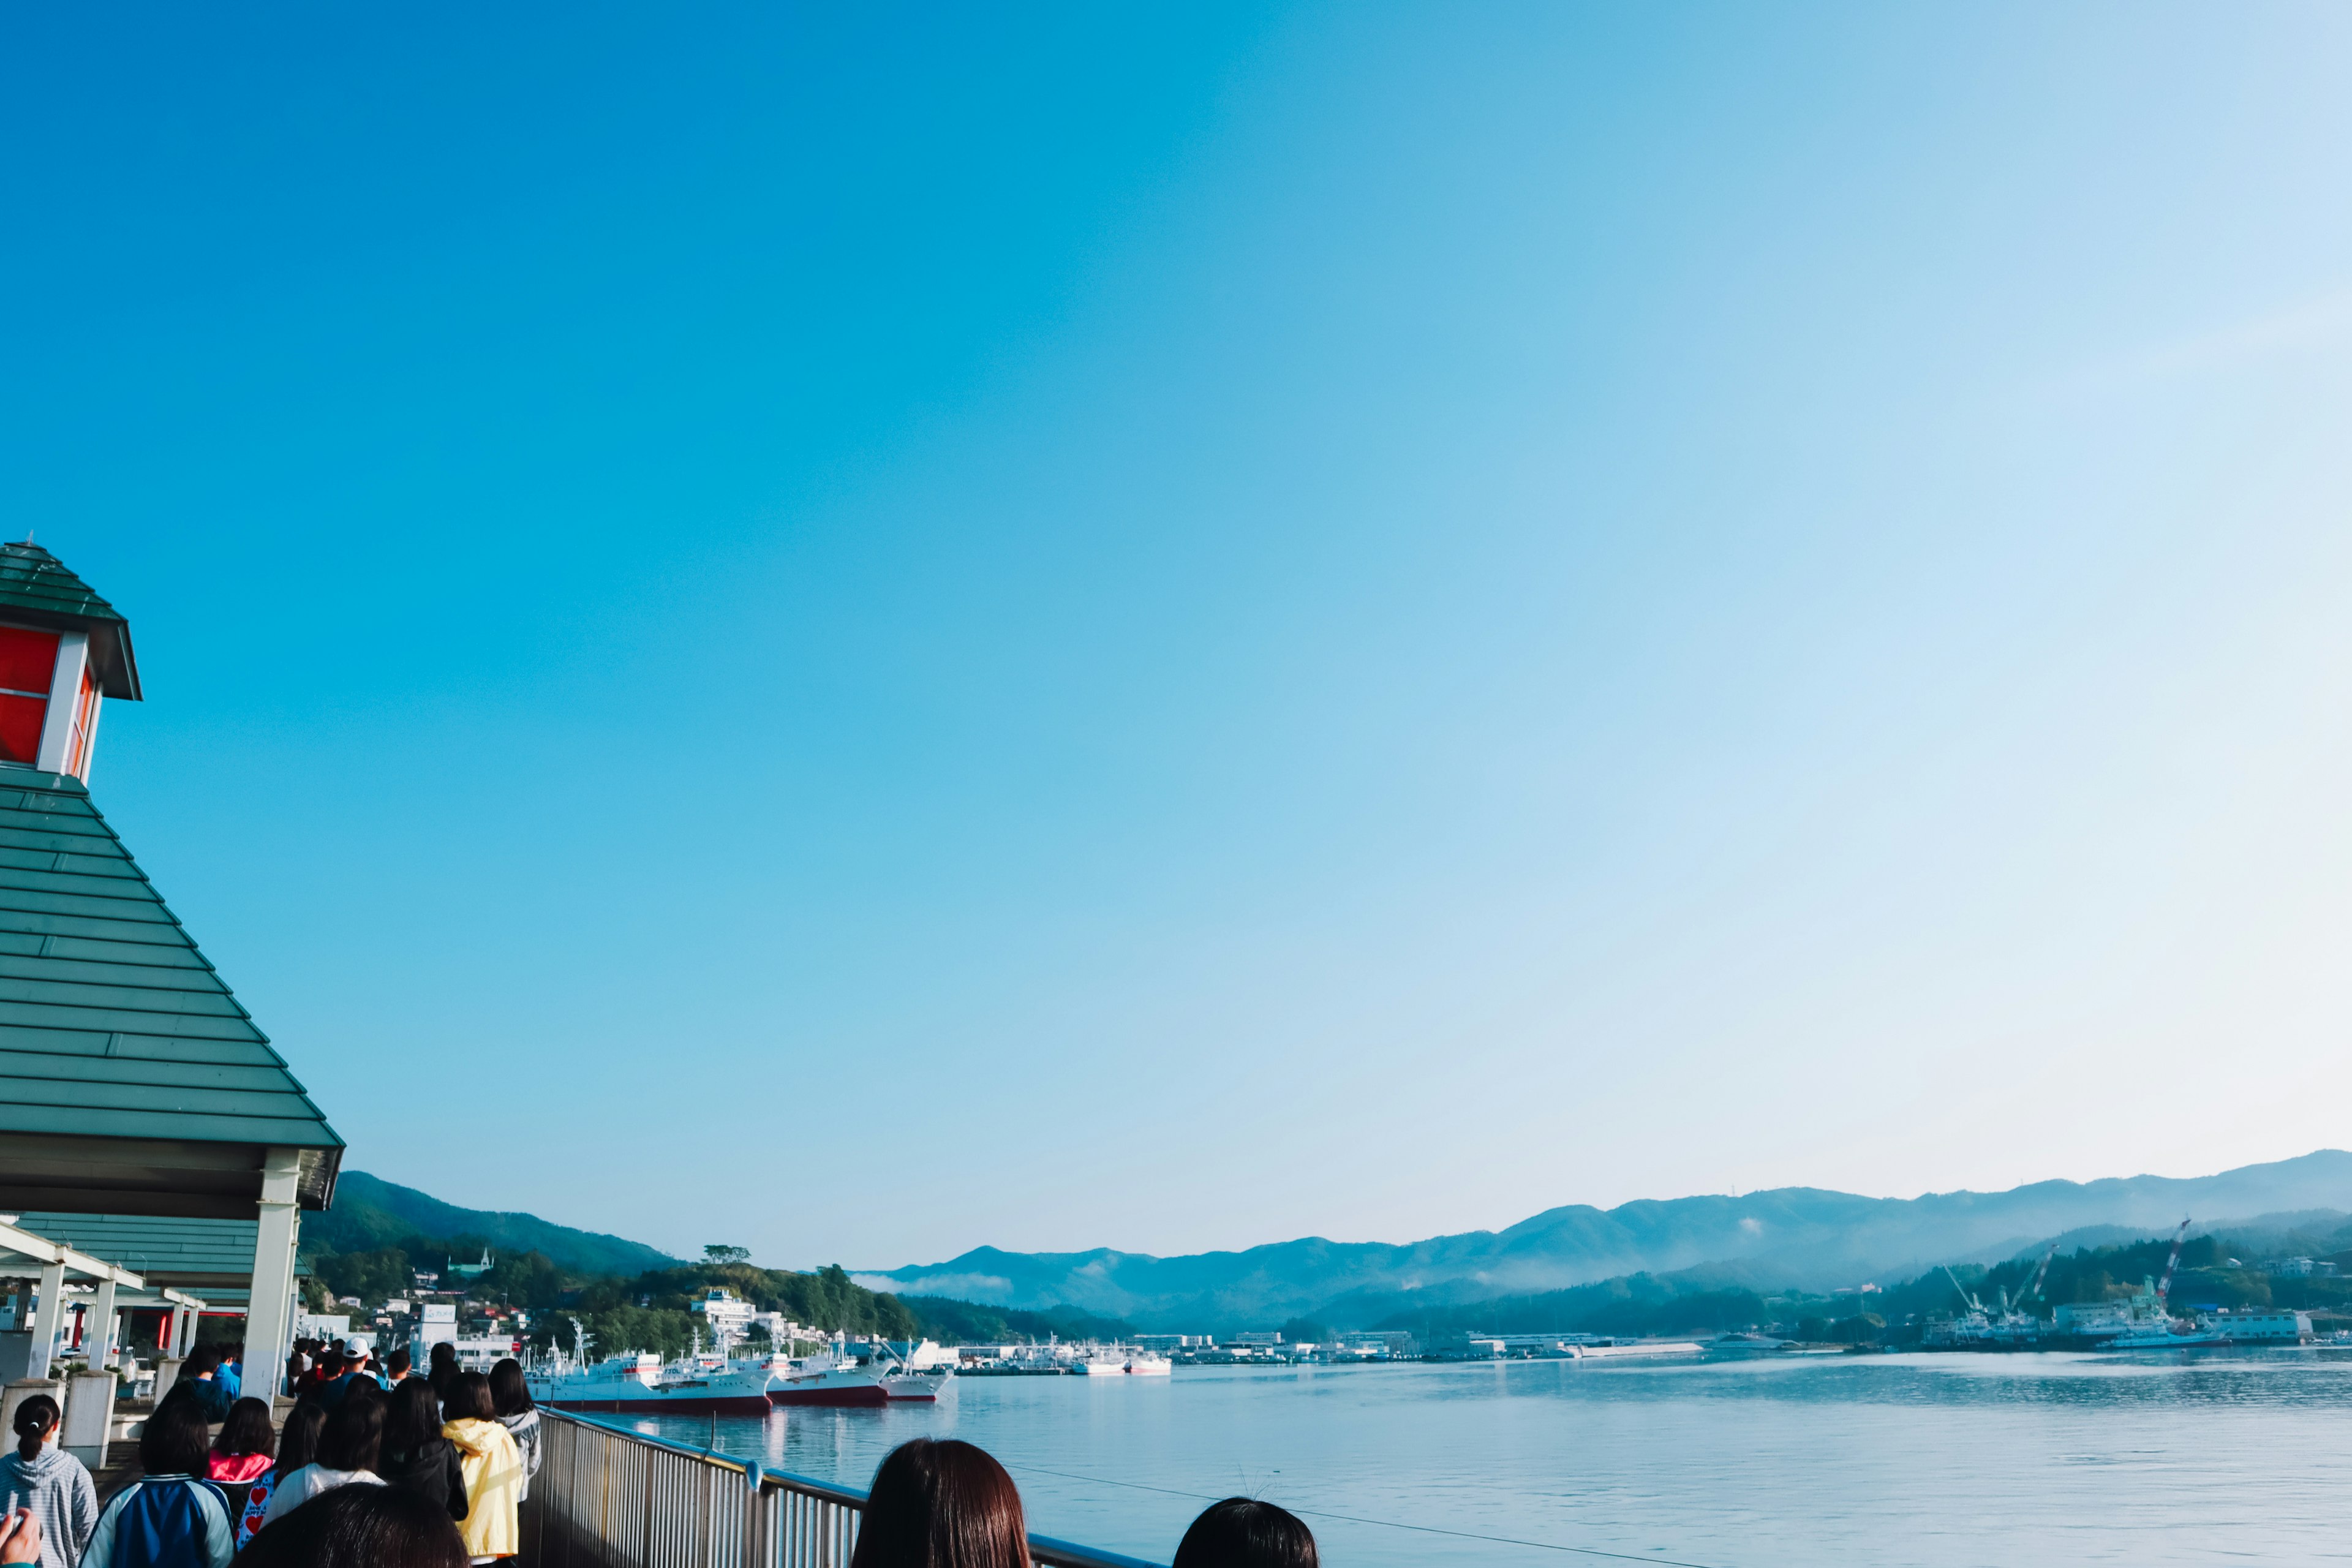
[9,4,2352,1267]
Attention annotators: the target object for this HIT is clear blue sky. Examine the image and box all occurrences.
[9,4,2352,1268]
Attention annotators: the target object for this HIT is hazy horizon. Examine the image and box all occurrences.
[12,4,2352,1265]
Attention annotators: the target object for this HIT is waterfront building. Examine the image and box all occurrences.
[0,544,343,1401]
[1132,1333,1212,1352]
[690,1286,758,1340]
[1332,1330,1420,1359]
[2202,1308,2312,1343]
[1229,1331,1283,1347]
[452,1331,524,1371]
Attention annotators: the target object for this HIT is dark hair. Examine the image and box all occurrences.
[427,1342,458,1366]
[11,1395,58,1461]
[182,1348,220,1378]
[276,1401,330,1479]
[442,1371,496,1423]
[386,1377,446,1456]
[239,1481,467,1568]
[317,1387,386,1473]
[849,1439,1028,1568]
[1171,1499,1318,1568]
[139,1396,214,1477]
[214,1397,278,1460]
[386,1348,412,1378]
[318,1349,347,1380]
[489,1359,533,1416]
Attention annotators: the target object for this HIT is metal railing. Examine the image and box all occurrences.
[526,1409,1164,1568]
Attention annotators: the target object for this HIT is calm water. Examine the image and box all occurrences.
[608,1349,2352,1566]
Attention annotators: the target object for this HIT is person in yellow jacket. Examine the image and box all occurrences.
[440,1373,522,1563]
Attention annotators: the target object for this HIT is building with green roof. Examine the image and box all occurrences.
[0,542,339,1384]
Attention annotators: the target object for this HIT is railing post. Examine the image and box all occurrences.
[741,1461,764,1568]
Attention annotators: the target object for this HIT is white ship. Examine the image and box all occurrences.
[526,1340,775,1416]
[758,1343,958,1406]
[1923,1246,2060,1351]
[1072,1346,1172,1376]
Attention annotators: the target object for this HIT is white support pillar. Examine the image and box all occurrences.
[85,1276,116,1370]
[166,1305,186,1358]
[32,632,88,775]
[24,1262,64,1381]
[245,1147,303,1397]
[178,1307,197,1358]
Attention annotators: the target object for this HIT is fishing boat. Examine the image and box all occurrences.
[526,1348,775,1415]
[1072,1347,1172,1376]
[763,1344,958,1406]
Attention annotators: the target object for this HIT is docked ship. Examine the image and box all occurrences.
[760,1345,958,1406]
[526,1348,776,1415]
[1923,1245,2061,1351]
[1073,1347,1172,1376]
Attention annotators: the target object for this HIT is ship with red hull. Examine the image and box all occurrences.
[758,1348,956,1407]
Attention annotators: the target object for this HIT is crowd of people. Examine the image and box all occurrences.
[0,1340,1317,1568]
[0,1337,538,1568]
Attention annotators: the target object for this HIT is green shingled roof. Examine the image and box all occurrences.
[0,766,341,1177]
[11,1212,263,1290]
[0,543,140,699]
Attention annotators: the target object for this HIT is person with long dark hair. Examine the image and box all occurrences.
[238,1485,467,1568]
[1170,1499,1319,1568]
[0,1395,95,1568]
[425,1343,460,1399]
[81,1400,233,1568]
[440,1373,520,1564]
[263,1387,386,1526]
[233,1401,327,1549]
[206,1398,277,1488]
[848,1439,1029,1568]
[379,1378,467,1521]
[486,1360,540,1504]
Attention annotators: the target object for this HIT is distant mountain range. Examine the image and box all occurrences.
[306,1170,679,1278]
[855,1151,2352,1332]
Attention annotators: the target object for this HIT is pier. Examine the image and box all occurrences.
[524,1409,1163,1568]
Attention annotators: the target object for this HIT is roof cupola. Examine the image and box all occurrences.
[0,541,139,782]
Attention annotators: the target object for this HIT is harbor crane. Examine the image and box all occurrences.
[1940,1264,1985,1314]
[2019,1242,2060,1304]
[2154,1218,2192,1311]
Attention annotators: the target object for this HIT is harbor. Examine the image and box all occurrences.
[582,1344,2352,1567]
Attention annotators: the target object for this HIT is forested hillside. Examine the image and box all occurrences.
[309,1171,677,1276]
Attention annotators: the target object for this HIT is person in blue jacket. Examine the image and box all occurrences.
[81,1401,234,1568]
[170,1352,236,1424]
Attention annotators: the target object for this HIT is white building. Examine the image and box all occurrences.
[452,1334,521,1371]
[2208,1308,2312,1343]
[689,1287,757,1340]
[1229,1332,1283,1348]
[1133,1335,1211,1352]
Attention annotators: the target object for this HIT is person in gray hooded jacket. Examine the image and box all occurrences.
[486,1362,540,1504]
[0,1396,97,1568]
